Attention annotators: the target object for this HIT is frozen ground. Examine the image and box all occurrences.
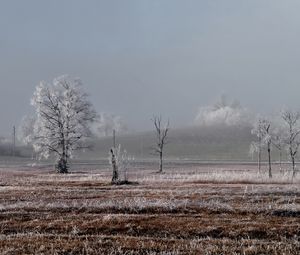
[0,161,299,254]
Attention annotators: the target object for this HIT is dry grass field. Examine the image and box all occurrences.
[0,162,299,254]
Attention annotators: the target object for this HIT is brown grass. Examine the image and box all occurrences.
[0,165,299,254]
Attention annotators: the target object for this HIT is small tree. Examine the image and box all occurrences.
[260,118,272,178]
[251,118,265,173]
[110,147,119,184]
[18,115,37,159]
[251,117,272,177]
[95,113,127,137]
[272,126,285,171]
[109,144,133,184]
[18,115,36,143]
[152,116,169,173]
[281,110,300,177]
[29,75,97,173]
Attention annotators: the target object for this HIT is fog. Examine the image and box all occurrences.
[1,0,300,135]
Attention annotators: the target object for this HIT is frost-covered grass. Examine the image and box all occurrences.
[136,171,300,187]
[18,164,300,185]
[0,164,299,254]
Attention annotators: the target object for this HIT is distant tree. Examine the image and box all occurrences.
[18,115,36,145]
[30,75,97,173]
[18,115,37,158]
[251,118,265,173]
[152,116,169,173]
[260,118,272,178]
[95,113,127,137]
[272,126,285,171]
[281,110,300,177]
[0,137,20,156]
[212,94,228,110]
[195,95,252,127]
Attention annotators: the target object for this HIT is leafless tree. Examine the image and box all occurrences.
[260,118,272,178]
[152,116,169,173]
[251,118,264,173]
[282,110,300,177]
[251,117,272,177]
[272,126,285,171]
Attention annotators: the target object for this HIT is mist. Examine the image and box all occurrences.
[1,0,300,135]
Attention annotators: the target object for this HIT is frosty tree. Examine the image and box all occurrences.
[250,117,273,178]
[261,118,272,178]
[29,75,97,173]
[18,115,36,146]
[251,118,265,173]
[95,113,127,137]
[152,116,169,173]
[195,95,252,127]
[109,144,133,184]
[272,125,285,171]
[281,110,300,177]
[251,117,273,177]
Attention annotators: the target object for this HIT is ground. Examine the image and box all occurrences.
[0,161,299,254]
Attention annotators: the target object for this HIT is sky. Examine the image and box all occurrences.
[1,0,300,135]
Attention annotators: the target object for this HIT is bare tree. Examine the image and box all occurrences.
[261,119,272,178]
[29,75,97,173]
[272,126,285,171]
[282,110,300,177]
[152,116,169,173]
[95,113,127,137]
[251,117,272,177]
[251,118,265,173]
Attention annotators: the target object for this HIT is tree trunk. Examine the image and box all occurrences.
[56,157,68,173]
[159,151,163,173]
[279,149,282,171]
[268,145,272,178]
[292,156,296,178]
[110,149,119,184]
[258,149,261,174]
[56,135,68,173]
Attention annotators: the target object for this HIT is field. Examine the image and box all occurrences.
[0,161,299,254]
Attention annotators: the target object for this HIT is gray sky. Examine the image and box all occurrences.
[1,0,300,135]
